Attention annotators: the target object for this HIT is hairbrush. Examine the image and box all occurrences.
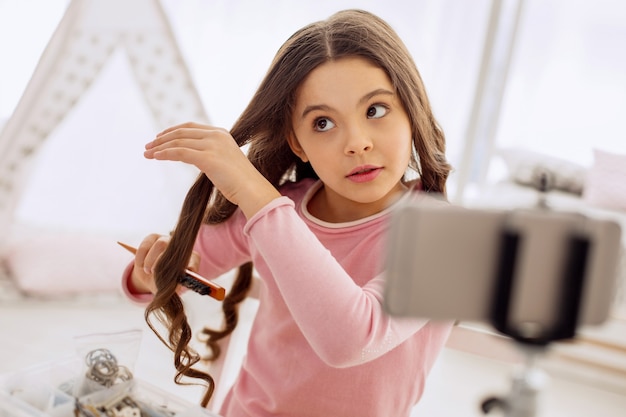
[117,241,225,301]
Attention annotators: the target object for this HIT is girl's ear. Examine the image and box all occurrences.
[287,133,309,163]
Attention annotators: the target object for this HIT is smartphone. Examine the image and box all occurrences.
[383,200,622,341]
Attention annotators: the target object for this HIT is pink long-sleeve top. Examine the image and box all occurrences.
[123,178,452,417]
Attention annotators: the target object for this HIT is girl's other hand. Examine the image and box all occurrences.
[143,122,280,219]
[130,233,201,294]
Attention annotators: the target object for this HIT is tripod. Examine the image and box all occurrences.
[479,183,590,417]
[481,344,549,417]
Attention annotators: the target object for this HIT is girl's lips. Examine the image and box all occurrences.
[346,166,382,183]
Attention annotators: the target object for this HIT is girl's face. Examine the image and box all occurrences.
[288,56,413,223]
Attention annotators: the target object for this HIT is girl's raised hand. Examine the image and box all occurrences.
[144,122,280,218]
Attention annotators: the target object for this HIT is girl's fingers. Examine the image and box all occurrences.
[144,138,208,159]
[147,126,228,150]
[143,236,170,274]
[135,234,161,273]
[132,234,201,295]
[148,148,208,168]
[131,234,164,294]
[155,122,212,138]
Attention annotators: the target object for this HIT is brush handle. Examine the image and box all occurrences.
[117,241,225,301]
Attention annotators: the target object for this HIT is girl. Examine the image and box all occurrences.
[123,9,453,417]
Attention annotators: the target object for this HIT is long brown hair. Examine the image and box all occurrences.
[144,9,451,406]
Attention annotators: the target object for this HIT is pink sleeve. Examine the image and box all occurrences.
[243,197,429,368]
[193,209,252,278]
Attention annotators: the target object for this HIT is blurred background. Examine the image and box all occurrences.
[1,0,624,239]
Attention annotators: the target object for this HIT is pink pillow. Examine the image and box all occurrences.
[1,233,133,296]
[583,149,626,211]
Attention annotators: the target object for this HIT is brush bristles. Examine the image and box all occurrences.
[180,274,213,296]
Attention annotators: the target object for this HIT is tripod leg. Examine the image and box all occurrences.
[481,396,507,414]
[481,346,549,417]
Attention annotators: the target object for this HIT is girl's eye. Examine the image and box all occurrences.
[367,104,388,119]
[314,117,335,132]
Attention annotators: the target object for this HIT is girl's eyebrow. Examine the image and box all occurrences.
[359,88,395,105]
[300,88,395,119]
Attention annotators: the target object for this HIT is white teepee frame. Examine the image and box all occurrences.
[0,0,208,233]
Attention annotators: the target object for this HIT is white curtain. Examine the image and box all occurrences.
[491,0,626,173]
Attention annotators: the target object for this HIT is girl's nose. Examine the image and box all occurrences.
[344,124,373,155]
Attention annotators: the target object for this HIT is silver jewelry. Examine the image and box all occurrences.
[85,348,133,388]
